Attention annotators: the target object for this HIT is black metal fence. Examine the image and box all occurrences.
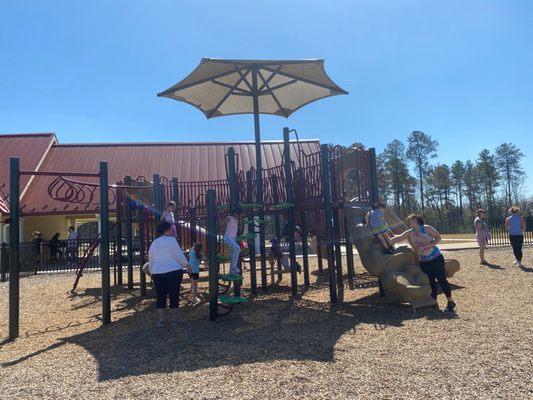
[0,238,145,282]
[432,216,533,248]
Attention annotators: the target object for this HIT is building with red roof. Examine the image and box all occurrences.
[0,133,319,242]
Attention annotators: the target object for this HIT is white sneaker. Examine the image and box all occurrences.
[517,262,523,268]
[513,260,517,265]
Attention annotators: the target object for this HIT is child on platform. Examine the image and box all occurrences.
[224,207,243,276]
[188,242,203,303]
[161,201,177,238]
[366,201,395,254]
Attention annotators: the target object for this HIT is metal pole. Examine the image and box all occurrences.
[172,177,180,242]
[9,157,20,340]
[369,148,379,205]
[321,145,337,303]
[271,175,283,282]
[246,170,257,295]
[343,207,355,289]
[251,67,267,291]
[227,148,241,296]
[139,208,146,296]
[283,127,298,296]
[115,182,123,286]
[124,176,134,289]
[206,189,218,321]
[100,161,111,324]
[300,210,310,287]
[153,174,162,219]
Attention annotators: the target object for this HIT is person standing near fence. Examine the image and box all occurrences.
[32,231,42,269]
[66,226,78,264]
[474,209,490,265]
[505,206,526,267]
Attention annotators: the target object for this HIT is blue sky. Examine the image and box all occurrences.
[1,1,532,192]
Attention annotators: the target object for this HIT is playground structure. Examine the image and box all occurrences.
[5,127,460,339]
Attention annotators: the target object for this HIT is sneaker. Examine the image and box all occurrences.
[517,261,523,268]
[445,300,456,312]
[513,260,518,265]
[480,260,489,265]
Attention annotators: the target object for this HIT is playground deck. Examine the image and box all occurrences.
[1,248,531,400]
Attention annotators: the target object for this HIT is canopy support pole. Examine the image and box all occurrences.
[252,67,267,291]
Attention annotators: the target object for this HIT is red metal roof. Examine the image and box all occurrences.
[0,133,57,215]
[20,139,320,215]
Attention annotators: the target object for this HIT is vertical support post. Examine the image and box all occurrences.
[320,145,337,303]
[300,210,310,287]
[227,147,241,297]
[316,237,323,274]
[246,170,257,295]
[0,243,7,283]
[332,209,344,302]
[343,207,355,289]
[115,182,123,286]
[172,177,180,242]
[206,189,218,321]
[124,176,134,289]
[100,161,111,325]
[251,67,267,292]
[271,175,283,282]
[139,209,146,296]
[9,157,20,340]
[153,174,162,219]
[369,147,379,205]
[283,127,298,296]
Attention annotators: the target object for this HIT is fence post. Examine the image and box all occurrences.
[246,170,257,295]
[321,146,337,303]
[9,157,20,340]
[172,177,180,242]
[100,161,111,325]
[139,209,146,296]
[206,189,218,321]
[153,174,162,219]
[283,127,298,296]
[124,176,134,289]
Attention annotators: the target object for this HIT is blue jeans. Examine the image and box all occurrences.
[224,235,241,274]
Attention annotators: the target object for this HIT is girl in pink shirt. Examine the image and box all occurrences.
[223,207,243,275]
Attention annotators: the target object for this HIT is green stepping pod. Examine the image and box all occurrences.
[219,294,248,304]
[218,274,243,282]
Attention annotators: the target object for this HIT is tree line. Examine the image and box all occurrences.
[340,132,528,231]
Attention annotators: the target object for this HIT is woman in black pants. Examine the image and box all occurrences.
[391,214,456,312]
[505,206,526,267]
[148,221,190,327]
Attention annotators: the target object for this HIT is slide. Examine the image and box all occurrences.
[308,203,460,310]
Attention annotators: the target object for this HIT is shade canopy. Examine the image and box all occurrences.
[157,58,348,118]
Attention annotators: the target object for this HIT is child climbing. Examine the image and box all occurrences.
[224,207,243,276]
[161,201,178,238]
[188,242,203,303]
[366,201,395,254]
[269,236,301,272]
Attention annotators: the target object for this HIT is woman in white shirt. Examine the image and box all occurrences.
[149,221,189,327]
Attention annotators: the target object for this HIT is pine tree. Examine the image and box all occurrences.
[495,143,525,207]
[406,131,438,211]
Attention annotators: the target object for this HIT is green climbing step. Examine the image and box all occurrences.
[236,232,256,241]
[270,202,295,211]
[239,202,264,210]
[217,203,230,210]
[242,218,265,225]
[219,294,248,305]
[216,254,231,263]
[219,273,244,282]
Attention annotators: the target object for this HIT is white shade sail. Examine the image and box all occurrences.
[158,58,348,118]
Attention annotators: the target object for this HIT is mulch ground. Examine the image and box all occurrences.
[1,248,532,399]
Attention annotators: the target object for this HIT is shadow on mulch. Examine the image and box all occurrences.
[3,274,457,381]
